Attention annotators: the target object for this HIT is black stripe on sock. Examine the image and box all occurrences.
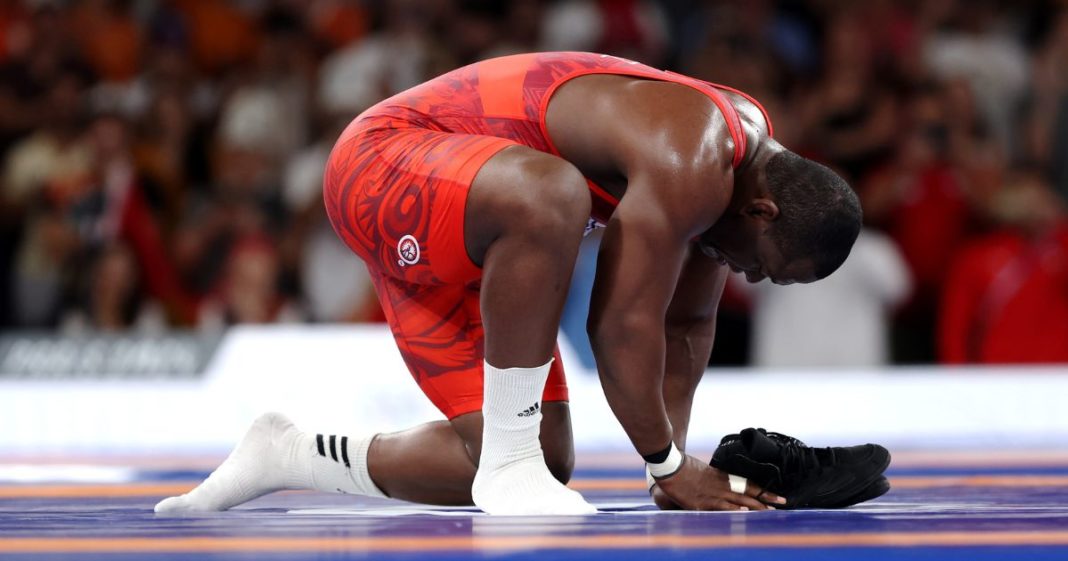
[316,434,325,457]
[340,436,350,468]
[329,434,338,462]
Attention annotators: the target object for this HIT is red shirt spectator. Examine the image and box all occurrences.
[885,163,975,306]
[940,222,1068,364]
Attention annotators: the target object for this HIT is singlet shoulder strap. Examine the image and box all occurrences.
[662,71,748,169]
[704,82,775,139]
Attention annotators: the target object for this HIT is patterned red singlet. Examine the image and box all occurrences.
[323,52,772,419]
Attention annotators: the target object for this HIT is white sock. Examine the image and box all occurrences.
[154,412,385,513]
[305,431,387,497]
[471,360,596,515]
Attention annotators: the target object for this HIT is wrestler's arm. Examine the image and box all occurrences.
[588,170,772,511]
[662,247,728,450]
[657,91,770,448]
[583,79,779,510]
[650,248,728,509]
[586,177,702,459]
[580,82,726,459]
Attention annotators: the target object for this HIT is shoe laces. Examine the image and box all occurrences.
[761,429,836,480]
[764,430,806,447]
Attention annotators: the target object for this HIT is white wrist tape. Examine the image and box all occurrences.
[646,442,684,479]
[645,465,656,493]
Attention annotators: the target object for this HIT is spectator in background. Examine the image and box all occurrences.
[0,1,29,64]
[202,6,314,317]
[108,21,218,127]
[442,0,551,63]
[861,82,983,362]
[282,114,379,323]
[0,0,1065,368]
[171,0,259,78]
[243,5,315,156]
[121,38,219,194]
[923,0,1030,158]
[60,242,164,334]
[442,1,509,63]
[69,0,143,85]
[798,7,899,181]
[678,1,804,147]
[0,4,92,151]
[212,40,295,234]
[540,0,668,65]
[4,69,92,327]
[495,0,546,56]
[939,170,1068,364]
[318,0,443,117]
[307,0,369,50]
[745,228,911,369]
[2,70,92,211]
[198,235,303,329]
[80,113,198,326]
[1028,8,1068,204]
[132,90,194,233]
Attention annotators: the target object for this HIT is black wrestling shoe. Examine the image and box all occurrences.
[757,430,891,507]
[710,428,891,509]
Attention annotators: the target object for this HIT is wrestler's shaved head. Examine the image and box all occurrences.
[764,152,861,279]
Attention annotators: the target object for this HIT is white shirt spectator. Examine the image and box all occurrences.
[746,229,911,368]
[282,140,375,323]
[318,34,427,115]
[218,86,299,156]
[924,27,1029,155]
[539,0,668,65]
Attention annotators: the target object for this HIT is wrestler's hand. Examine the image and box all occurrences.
[653,455,785,511]
[650,482,681,510]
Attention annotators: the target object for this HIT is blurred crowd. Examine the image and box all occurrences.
[0,0,1066,366]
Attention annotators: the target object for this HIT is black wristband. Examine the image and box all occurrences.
[641,443,674,464]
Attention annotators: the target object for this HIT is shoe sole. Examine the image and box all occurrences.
[816,475,891,508]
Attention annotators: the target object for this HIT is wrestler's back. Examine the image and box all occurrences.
[346,52,770,223]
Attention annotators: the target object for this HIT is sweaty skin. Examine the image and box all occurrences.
[367,73,795,512]
[547,75,795,510]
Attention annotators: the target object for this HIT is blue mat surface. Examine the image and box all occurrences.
[2,454,1067,560]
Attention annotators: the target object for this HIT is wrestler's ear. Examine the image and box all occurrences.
[744,198,779,224]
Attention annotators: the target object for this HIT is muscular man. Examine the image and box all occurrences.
[156,52,860,515]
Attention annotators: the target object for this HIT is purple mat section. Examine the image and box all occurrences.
[1,460,1067,560]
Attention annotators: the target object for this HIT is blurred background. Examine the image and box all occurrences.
[2,0,1067,372]
[0,0,1065,456]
